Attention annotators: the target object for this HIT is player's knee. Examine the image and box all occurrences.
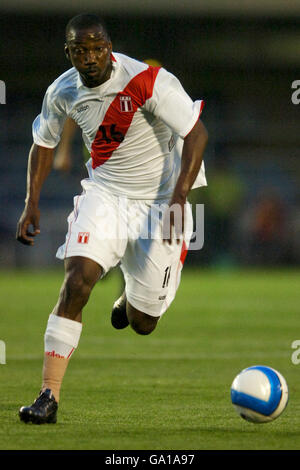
[63,268,96,303]
[130,318,157,335]
[64,271,92,299]
[127,305,159,335]
[64,258,101,300]
[53,258,103,320]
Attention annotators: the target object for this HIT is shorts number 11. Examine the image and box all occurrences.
[162,266,171,288]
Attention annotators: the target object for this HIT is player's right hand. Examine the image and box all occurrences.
[16,206,41,246]
[162,201,185,245]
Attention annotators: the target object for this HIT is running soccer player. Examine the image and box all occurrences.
[16,14,208,424]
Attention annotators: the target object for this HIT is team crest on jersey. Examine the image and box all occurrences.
[119,95,133,112]
[77,232,90,244]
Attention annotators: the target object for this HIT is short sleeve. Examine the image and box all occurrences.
[32,84,67,148]
[145,68,204,138]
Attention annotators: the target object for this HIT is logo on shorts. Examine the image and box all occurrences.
[120,95,133,112]
[77,232,90,244]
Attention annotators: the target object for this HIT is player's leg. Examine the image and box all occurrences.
[19,256,102,424]
[117,200,193,336]
[40,255,102,398]
[126,301,160,335]
[19,183,127,423]
[52,255,102,321]
[111,290,159,334]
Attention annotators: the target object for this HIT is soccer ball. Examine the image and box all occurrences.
[230,365,288,423]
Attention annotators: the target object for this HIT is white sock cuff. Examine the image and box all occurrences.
[45,314,82,349]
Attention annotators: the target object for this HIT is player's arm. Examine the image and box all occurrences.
[17,80,67,245]
[53,117,78,172]
[145,68,208,243]
[164,119,208,244]
[172,119,208,204]
[16,144,55,246]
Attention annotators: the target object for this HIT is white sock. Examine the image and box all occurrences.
[42,314,82,402]
[44,313,82,359]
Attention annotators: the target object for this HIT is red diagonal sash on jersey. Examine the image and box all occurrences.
[180,240,188,265]
[91,66,160,169]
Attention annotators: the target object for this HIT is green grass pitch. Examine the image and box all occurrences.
[0,267,299,450]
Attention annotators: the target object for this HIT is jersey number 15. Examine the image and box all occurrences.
[98,124,125,143]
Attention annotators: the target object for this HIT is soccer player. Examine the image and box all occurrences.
[16,13,208,424]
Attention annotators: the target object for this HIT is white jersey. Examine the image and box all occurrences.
[33,52,206,200]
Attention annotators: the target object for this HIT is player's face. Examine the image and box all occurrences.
[65,26,112,87]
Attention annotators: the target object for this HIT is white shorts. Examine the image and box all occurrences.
[56,179,193,317]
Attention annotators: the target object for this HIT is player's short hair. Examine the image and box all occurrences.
[65,14,110,41]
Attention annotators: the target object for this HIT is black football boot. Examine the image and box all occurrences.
[19,389,58,424]
[111,291,129,329]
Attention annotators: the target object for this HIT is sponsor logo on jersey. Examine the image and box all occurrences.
[119,95,133,112]
[77,232,90,244]
[76,104,90,113]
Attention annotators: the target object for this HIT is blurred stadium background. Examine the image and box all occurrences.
[0,0,300,270]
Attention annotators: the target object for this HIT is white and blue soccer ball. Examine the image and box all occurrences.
[231,365,289,423]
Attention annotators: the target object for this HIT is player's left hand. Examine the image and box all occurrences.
[162,199,185,245]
